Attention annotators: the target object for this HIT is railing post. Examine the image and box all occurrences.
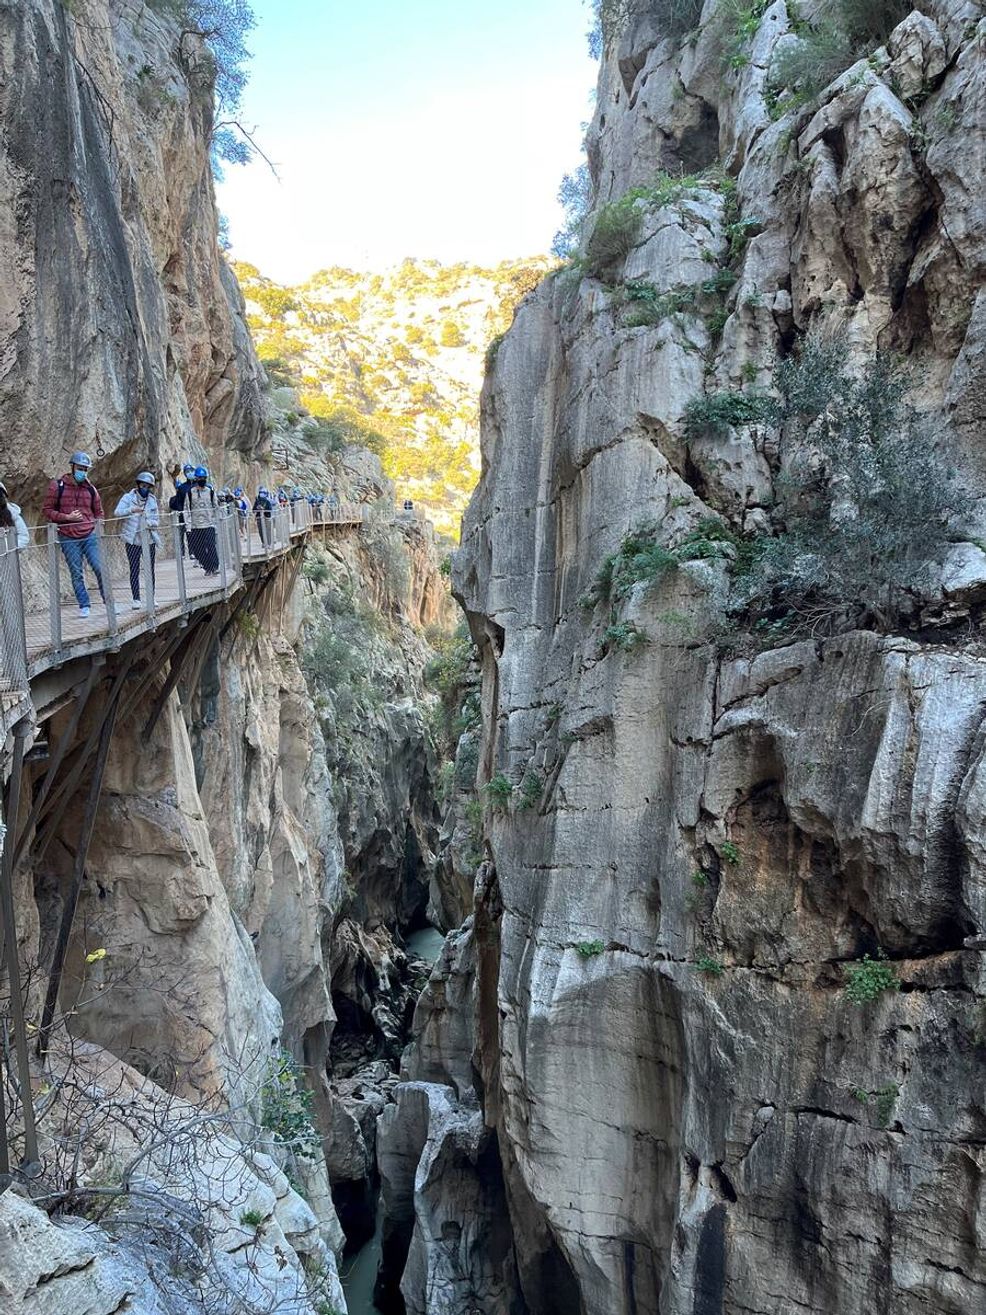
[217,508,230,594]
[140,518,154,624]
[98,520,118,639]
[46,523,63,655]
[173,511,188,615]
[232,508,243,580]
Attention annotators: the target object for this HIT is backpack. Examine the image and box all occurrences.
[55,478,96,513]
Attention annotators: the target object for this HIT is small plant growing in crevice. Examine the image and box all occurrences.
[576,939,606,958]
[685,870,709,914]
[874,1083,900,1128]
[851,1081,900,1127]
[516,769,545,811]
[843,949,899,1005]
[720,840,741,866]
[605,621,647,653]
[240,1209,265,1230]
[693,953,725,976]
[484,773,514,809]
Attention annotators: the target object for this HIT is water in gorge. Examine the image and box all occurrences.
[340,923,446,1315]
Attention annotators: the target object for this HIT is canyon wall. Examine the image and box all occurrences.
[0,0,266,514]
[392,3,986,1314]
[0,3,453,1311]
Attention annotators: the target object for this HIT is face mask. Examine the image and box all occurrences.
[73,469,87,484]
[137,485,150,499]
[196,479,206,488]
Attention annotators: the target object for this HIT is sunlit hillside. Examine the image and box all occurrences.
[233,257,551,536]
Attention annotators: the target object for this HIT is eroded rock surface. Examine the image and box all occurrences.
[389,4,986,1314]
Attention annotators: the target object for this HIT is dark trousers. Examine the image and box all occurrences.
[189,527,219,574]
[125,541,156,600]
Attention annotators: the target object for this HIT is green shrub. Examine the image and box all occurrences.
[588,0,705,58]
[484,773,513,808]
[240,1209,265,1230]
[720,840,741,866]
[576,939,606,958]
[516,769,545,811]
[604,621,647,652]
[874,1082,900,1128]
[552,163,593,260]
[303,548,330,585]
[744,337,971,630]
[620,280,698,327]
[302,579,389,720]
[485,333,506,371]
[585,195,644,278]
[693,954,725,976]
[261,1051,320,1153]
[851,1081,900,1127]
[767,0,912,114]
[424,621,477,757]
[715,1,770,71]
[682,389,779,439]
[843,950,899,1005]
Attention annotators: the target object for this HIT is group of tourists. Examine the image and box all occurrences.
[0,454,356,620]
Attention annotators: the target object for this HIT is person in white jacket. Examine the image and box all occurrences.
[0,480,29,549]
[114,472,159,608]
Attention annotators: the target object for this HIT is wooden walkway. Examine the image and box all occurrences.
[13,506,365,687]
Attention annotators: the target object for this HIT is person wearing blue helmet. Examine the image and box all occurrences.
[253,485,274,548]
[43,451,106,617]
[172,465,218,574]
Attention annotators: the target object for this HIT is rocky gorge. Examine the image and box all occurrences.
[2,1,986,1314]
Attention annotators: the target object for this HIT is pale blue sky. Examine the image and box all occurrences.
[216,0,597,282]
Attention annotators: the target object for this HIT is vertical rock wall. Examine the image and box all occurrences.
[394,4,986,1314]
[0,0,266,512]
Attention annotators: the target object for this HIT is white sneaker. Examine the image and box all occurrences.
[79,606,91,618]
[132,599,142,610]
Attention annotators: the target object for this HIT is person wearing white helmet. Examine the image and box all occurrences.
[43,451,105,618]
[0,480,29,550]
[115,472,160,609]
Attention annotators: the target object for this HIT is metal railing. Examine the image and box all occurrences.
[0,496,368,690]
[0,530,28,698]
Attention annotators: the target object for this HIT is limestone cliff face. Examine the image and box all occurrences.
[0,0,265,510]
[391,4,986,1314]
[0,4,456,1309]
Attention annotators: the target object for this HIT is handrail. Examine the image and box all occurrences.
[0,499,369,702]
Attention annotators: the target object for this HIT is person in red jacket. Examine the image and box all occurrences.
[43,451,106,617]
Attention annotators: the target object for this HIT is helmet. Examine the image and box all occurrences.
[194,466,208,480]
[136,471,155,485]
[70,451,92,469]
[233,486,244,497]
[183,463,195,475]
[258,486,269,497]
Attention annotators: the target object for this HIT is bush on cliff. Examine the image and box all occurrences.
[587,0,705,59]
[767,0,913,114]
[743,337,969,630]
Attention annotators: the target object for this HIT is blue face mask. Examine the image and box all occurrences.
[73,469,87,484]
[137,485,151,499]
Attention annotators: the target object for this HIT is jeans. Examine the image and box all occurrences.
[125,541,156,600]
[60,533,104,609]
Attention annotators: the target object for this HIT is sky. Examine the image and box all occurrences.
[216,0,598,284]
